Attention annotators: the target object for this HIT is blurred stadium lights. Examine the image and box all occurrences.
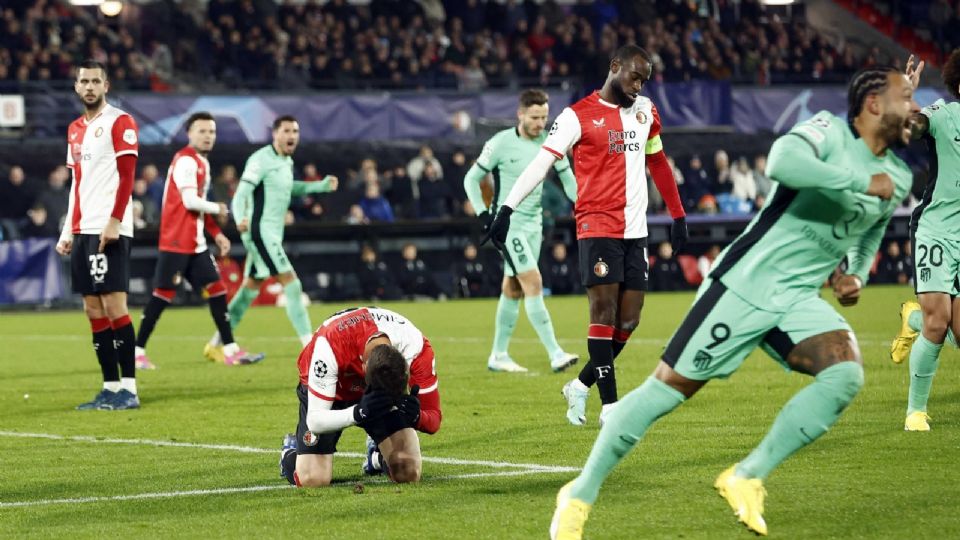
[68,0,124,17]
[761,0,798,4]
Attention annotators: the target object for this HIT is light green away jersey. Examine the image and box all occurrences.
[914,99,960,239]
[710,111,913,311]
[473,127,575,221]
[234,145,295,231]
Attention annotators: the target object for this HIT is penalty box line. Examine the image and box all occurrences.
[0,431,579,473]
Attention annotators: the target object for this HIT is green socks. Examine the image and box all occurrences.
[907,310,956,348]
[227,286,258,329]
[737,361,864,480]
[908,334,942,414]
[570,377,685,504]
[283,279,312,342]
[492,295,520,355]
[524,295,563,359]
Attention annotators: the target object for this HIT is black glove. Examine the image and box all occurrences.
[353,388,393,426]
[670,217,688,254]
[480,206,513,247]
[478,211,494,234]
[397,385,421,428]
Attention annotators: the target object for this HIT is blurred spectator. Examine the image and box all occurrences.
[359,182,395,223]
[649,242,686,291]
[681,155,711,211]
[444,148,471,213]
[140,164,164,211]
[293,163,326,221]
[357,244,401,300]
[697,194,719,215]
[417,162,452,219]
[37,165,70,231]
[345,204,369,225]
[131,200,148,231]
[542,177,574,254]
[21,203,57,238]
[454,242,496,298]
[546,242,579,296]
[713,150,732,194]
[0,166,35,220]
[698,245,722,279]
[648,156,683,214]
[407,144,443,208]
[875,240,909,284]
[212,164,238,203]
[385,165,416,220]
[753,154,772,206]
[730,156,757,205]
[458,56,488,91]
[133,177,159,226]
[398,243,441,299]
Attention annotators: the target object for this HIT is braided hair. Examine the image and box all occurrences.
[943,49,960,100]
[847,65,900,120]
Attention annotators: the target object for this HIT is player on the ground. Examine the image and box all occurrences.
[278,307,442,486]
[547,66,917,539]
[485,45,688,423]
[133,112,264,368]
[888,51,960,431]
[208,115,338,356]
[56,60,141,410]
[464,89,580,373]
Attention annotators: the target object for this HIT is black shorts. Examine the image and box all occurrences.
[295,384,409,455]
[152,250,221,290]
[578,237,649,290]
[70,234,131,295]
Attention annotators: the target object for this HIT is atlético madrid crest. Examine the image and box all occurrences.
[594,258,609,278]
[636,111,648,124]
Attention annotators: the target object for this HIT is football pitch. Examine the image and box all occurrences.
[1,285,958,539]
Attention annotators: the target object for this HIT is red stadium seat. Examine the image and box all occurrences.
[677,255,703,286]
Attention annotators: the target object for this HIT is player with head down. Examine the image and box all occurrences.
[279,307,442,486]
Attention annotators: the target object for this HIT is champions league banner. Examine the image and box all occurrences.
[0,238,64,304]
[115,84,947,143]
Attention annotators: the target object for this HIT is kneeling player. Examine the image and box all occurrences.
[279,307,442,487]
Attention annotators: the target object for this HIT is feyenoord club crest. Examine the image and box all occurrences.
[594,258,609,278]
[636,111,648,124]
[302,431,319,446]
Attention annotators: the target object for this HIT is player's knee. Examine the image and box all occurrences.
[818,361,864,402]
[590,300,617,324]
[294,467,332,487]
[387,455,421,484]
[84,304,105,320]
[922,310,950,340]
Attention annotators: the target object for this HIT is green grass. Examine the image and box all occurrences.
[0,286,958,539]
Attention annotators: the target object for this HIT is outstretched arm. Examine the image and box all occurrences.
[291,175,338,196]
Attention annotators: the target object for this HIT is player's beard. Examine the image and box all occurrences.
[83,95,104,112]
[610,81,636,108]
[878,112,911,149]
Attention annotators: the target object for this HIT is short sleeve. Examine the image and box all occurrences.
[920,99,946,138]
[111,114,139,157]
[785,111,842,159]
[543,107,581,158]
[240,152,265,187]
[475,135,500,172]
[172,156,199,191]
[306,337,340,401]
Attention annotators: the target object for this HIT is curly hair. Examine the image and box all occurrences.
[943,49,960,100]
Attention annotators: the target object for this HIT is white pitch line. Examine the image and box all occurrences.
[0,431,580,473]
[0,468,572,509]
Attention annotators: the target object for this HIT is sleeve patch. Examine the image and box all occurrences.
[122,129,137,145]
[792,124,826,145]
[645,135,663,155]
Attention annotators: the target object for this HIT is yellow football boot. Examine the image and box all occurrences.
[890,301,921,364]
[715,464,768,536]
[904,411,931,432]
[549,481,592,540]
[203,343,225,363]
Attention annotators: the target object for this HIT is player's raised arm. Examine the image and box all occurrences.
[766,113,877,194]
[291,175,338,196]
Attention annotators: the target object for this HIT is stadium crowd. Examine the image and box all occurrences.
[3,0,871,91]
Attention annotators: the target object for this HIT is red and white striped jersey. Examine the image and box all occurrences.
[297,307,441,433]
[159,146,221,253]
[543,92,661,239]
[63,104,138,237]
